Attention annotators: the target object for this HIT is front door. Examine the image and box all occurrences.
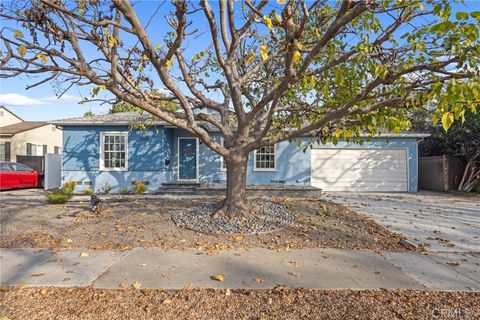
[178,138,197,180]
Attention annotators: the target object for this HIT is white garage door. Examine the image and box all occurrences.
[311,148,408,192]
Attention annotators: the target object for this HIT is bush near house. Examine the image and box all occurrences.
[119,187,130,195]
[45,189,72,204]
[45,181,77,204]
[133,182,147,194]
[63,181,77,194]
[83,188,93,195]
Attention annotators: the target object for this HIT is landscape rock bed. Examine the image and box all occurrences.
[172,200,294,235]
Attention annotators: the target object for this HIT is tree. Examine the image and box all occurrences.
[413,109,480,192]
[83,110,95,117]
[109,93,177,114]
[109,101,141,114]
[1,0,479,218]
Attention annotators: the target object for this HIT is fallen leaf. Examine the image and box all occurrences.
[66,239,73,243]
[289,261,300,267]
[31,273,47,277]
[162,299,172,305]
[446,262,460,267]
[139,263,147,267]
[225,288,231,296]
[79,252,89,258]
[132,281,142,289]
[211,274,225,282]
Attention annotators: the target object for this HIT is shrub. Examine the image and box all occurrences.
[119,187,130,195]
[45,189,72,204]
[318,204,334,217]
[102,182,111,194]
[134,182,147,194]
[63,181,77,194]
[83,188,93,195]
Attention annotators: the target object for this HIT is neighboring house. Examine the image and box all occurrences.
[0,106,62,162]
[0,106,24,127]
[53,112,428,193]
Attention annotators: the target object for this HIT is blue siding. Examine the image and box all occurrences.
[62,125,174,192]
[62,126,419,193]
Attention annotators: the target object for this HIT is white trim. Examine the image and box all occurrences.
[99,131,128,171]
[253,144,277,172]
[177,137,199,181]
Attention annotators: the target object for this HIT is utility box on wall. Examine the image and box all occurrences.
[418,155,466,192]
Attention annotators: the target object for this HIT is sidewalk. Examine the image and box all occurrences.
[1,248,479,291]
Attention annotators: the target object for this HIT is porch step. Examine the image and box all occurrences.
[161,182,201,190]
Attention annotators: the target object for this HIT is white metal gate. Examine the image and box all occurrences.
[44,153,61,190]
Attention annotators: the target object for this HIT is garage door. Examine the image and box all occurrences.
[311,148,408,192]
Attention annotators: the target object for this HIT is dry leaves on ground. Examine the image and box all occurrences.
[1,287,478,320]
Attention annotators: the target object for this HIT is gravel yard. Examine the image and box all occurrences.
[0,196,408,252]
[1,287,478,320]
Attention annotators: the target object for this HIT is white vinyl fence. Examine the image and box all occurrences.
[44,153,62,190]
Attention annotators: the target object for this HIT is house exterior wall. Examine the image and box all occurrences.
[62,125,419,193]
[2,124,62,161]
[0,107,23,126]
[62,125,175,192]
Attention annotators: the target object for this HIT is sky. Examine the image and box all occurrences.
[0,0,477,122]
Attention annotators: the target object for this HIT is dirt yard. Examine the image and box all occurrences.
[1,287,478,320]
[0,196,409,252]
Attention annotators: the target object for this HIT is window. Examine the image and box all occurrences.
[0,143,5,161]
[51,126,56,132]
[254,145,276,171]
[0,163,12,171]
[27,143,45,156]
[10,163,33,172]
[54,146,62,154]
[100,132,128,170]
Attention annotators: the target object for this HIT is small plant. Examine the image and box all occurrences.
[318,204,334,217]
[102,182,111,194]
[63,181,77,194]
[83,188,93,195]
[119,187,130,195]
[133,182,147,194]
[45,189,72,204]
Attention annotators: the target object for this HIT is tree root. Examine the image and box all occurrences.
[210,198,260,220]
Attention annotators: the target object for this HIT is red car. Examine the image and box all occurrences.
[0,162,44,190]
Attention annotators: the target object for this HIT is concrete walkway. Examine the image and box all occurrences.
[2,248,479,291]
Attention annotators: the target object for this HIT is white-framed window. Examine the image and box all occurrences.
[254,144,277,171]
[100,132,128,171]
[27,143,45,156]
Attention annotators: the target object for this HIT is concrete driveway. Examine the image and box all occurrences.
[324,192,480,253]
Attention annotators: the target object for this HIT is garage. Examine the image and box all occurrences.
[311,148,408,192]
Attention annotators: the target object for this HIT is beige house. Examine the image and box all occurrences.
[0,106,62,162]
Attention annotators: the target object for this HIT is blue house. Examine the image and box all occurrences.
[52,112,428,193]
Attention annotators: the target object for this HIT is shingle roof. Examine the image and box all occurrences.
[0,121,48,136]
[51,112,168,126]
[50,111,221,132]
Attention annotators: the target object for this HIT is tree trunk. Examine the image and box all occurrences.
[211,151,259,219]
